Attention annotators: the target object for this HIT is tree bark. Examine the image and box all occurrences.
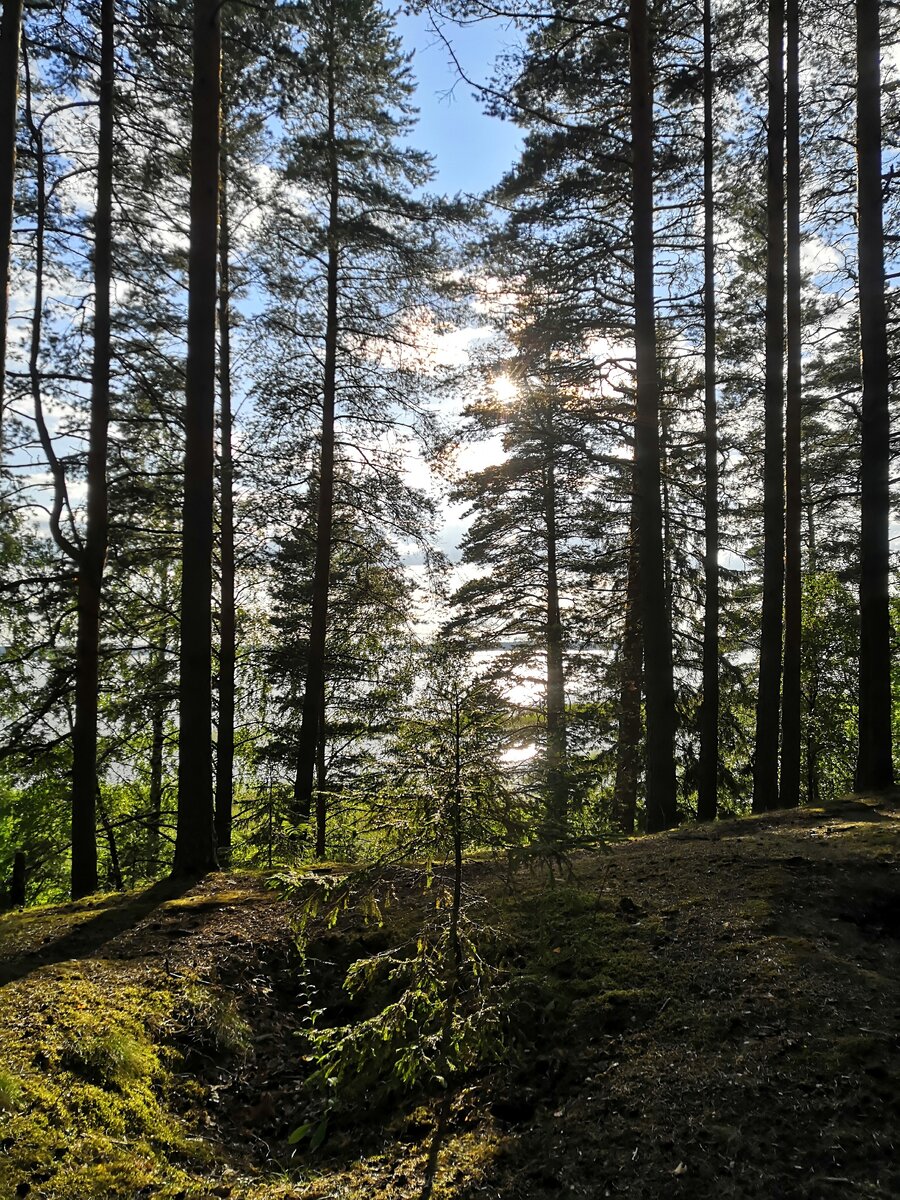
[613,485,643,834]
[9,850,25,907]
[628,0,678,833]
[544,450,568,836]
[215,134,235,860]
[855,0,894,791]
[23,52,79,563]
[294,36,339,824]
[70,0,114,900]
[804,471,817,574]
[780,0,802,808]
[173,0,221,877]
[96,783,123,890]
[315,677,326,858]
[697,0,719,823]
[752,0,786,814]
[148,569,169,875]
[0,0,24,446]
[148,700,164,871]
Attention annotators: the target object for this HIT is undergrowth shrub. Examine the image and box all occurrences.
[278,868,534,1150]
[169,979,253,1060]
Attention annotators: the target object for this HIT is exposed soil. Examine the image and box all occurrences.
[0,793,898,1199]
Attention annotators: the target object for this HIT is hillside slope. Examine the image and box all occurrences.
[0,794,898,1199]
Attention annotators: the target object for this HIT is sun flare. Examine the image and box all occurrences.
[491,374,519,405]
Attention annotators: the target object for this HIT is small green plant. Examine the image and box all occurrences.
[289,890,517,1149]
[176,982,253,1059]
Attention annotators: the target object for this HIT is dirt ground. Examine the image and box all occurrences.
[0,793,898,1199]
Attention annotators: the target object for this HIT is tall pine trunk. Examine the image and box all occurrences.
[628,0,678,833]
[0,0,24,446]
[315,677,327,857]
[855,0,894,791]
[780,0,802,808]
[613,484,643,834]
[697,0,719,822]
[294,41,339,824]
[148,702,164,870]
[173,0,221,877]
[23,54,77,562]
[215,138,235,859]
[147,566,169,874]
[544,451,567,835]
[752,0,785,814]
[70,0,114,899]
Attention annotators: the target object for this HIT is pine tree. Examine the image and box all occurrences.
[780,0,803,808]
[173,0,222,877]
[696,0,719,822]
[0,0,23,445]
[449,349,598,836]
[629,0,678,831]
[70,0,115,899]
[254,0,456,831]
[855,0,894,791]
[752,0,786,814]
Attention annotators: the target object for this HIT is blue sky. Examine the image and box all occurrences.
[394,10,524,196]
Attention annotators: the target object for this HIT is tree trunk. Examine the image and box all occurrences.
[855,0,894,791]
[315,679,327,858]
[9,850,25,907]
[147,566,169,875]
[613,485,643,834]
[294,38,339,824]
[752,0,785,815]
[628,0,678,833]
[173,0,221,877]
[544,451,568,836]
[148,700,164,871]
[0,0,23,445]
[23,53,78,563]
[0,0,24,446]
[70,0,114,900]
[660,399,673,612]
[697,0,719,823]
[804,471,817,574]
[780,0,802,809]
[215,134,235,860]
[96,783,123,890]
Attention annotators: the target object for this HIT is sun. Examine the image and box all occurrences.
[490,374,519,405]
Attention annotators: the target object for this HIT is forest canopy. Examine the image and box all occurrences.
[0,0,897,903]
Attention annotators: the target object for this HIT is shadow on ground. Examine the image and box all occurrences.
[0,876,193,987]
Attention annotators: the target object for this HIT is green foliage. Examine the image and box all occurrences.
[801,572,859,802]
[289,895,512,1144]
[171,981,253,1060]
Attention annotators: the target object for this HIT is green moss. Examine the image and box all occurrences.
[0,965,202,1200]
[741,898,777,928]
[0,1066,23,1111]
[62,1026,158,1088]
[569,988,651,1033]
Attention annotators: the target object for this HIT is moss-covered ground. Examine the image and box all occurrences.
[1,794,898,1198]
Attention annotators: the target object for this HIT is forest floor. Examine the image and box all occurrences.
[0,793,899,1199]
